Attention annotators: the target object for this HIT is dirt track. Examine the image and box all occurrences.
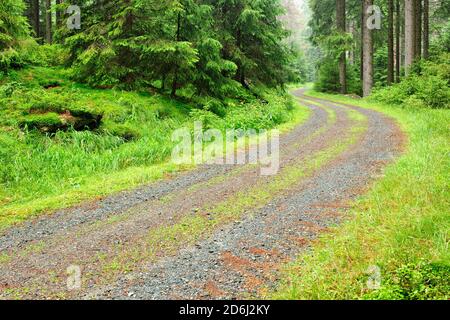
[0,90,404,299]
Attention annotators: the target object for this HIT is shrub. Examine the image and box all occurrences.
[34,45,69,67]
[371,53,450,109]
[0,81,22,97]
[193,96,227,117]
[189,108,224,130]
[314,58,360,95]
[364,262,450,300]
[224,95,291,131]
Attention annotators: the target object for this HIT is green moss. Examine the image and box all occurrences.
[102,122,142,141]
[19,113,64,132]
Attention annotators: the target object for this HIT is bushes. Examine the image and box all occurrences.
[363,262,450,300]
[189,91,293,132]
[226,93,292,130]
[371,53,450,109]
[0,41,68,74]
[314,58,361,95]
[28,44,69,68]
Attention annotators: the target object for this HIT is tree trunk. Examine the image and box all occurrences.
[405,0,416,74]
[45,0,52,44]
[360,1,364,82]
[423,0,429,59]
[31,0,40,39]
[415,0,422,58]
[395,0,401,82]
[171,13,182,97]
[25,0,33,30]
[362,0,373,97]
[55,0,62,28]
[348,20,355,65]
[388,0,394,85]
[336,0,347,94]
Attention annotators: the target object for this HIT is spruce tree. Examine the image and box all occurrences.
[0,0,31,72]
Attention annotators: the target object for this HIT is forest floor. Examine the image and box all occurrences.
[0,89,405,299]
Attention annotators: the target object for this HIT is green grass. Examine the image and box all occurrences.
[0,67,310,230]
[273,90,450,300]
[76,106,367,283]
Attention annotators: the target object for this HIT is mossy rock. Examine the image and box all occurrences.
[66,109,103,131]
[19,113,66,133]
[19,110,103,134]
[103,123,141,141]
[41,80,62,89]
[28,101,65,114]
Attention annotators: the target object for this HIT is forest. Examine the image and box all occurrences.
[0,0,448,301]
[307,0,449,102]
[0,0,306,214]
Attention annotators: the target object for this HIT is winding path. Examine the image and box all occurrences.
[0,89,404,299]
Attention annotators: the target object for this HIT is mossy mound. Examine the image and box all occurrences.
[19,110,102,133]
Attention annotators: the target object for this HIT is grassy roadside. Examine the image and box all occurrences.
[63,104,366,292]
[0,69,311,231]
[273,90,450,300]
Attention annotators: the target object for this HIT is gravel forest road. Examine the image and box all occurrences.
[0,89,404,299]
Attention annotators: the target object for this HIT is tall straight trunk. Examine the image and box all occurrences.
[405,0,416,74]
[55,0,62,28]
[31,0,40,38]
[423,0,429,59]
[45,0,52,44]
[171,13,182,97]
[348,20,355,65]
[336,0,347,93]
[360,1,364,82]
[415,0,422,58]
[362,0,373,97]
[395,0,401,82]
[388,0,395,85]
[401,3,406,76]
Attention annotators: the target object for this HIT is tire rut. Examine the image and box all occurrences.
[91,91,404,300]
[0,90,404,299]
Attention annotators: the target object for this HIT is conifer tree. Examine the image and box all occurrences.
[0,0,31,72]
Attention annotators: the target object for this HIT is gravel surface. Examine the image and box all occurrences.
[0,165,233,252]
[92,94,403,299]
[0,90,326,252]
[0,90,404,299]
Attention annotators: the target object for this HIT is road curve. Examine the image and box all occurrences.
[0,90,405,299]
